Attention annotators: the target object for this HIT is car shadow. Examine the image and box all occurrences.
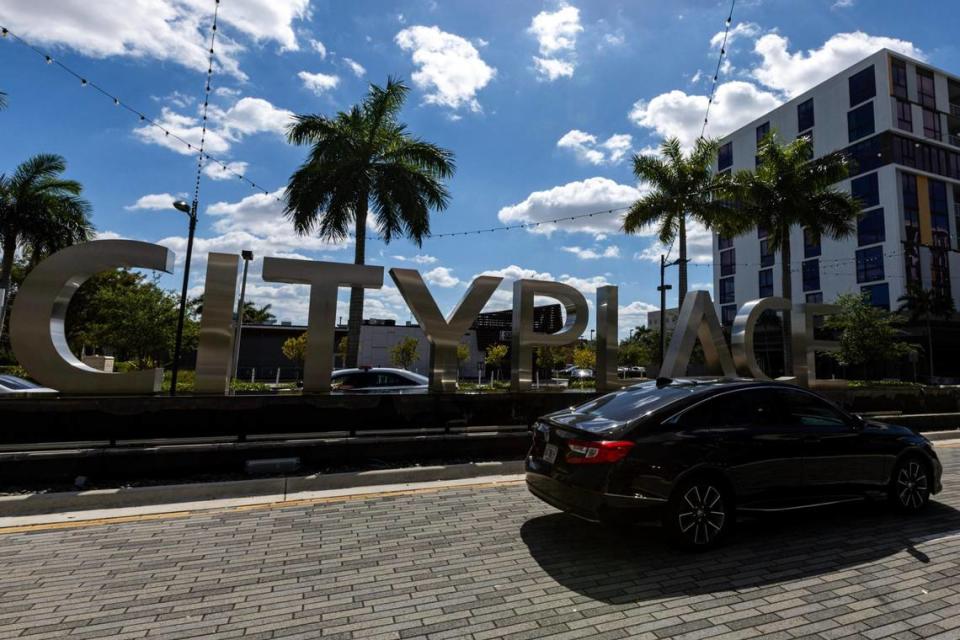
[519,499,960,604]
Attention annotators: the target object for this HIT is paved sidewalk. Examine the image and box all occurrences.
[1,450,959,639]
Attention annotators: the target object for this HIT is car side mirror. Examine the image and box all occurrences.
[851,414,866,431]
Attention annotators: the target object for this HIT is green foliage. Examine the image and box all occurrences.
[456,342,470,364]
[282,332,308,366]
[390,337,420,369]
[617,340,650,367]
[65,269,194,369]
[534,345,566,371]
[484,343,508,367]
[897,283,955,322]
[242,301,276,324]
[825,293,915,371]
[572,345,596,370]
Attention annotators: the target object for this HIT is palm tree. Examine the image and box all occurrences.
[897,283,955,380]
[723,132,861,373]
[284,77,455,367]
[624,137,731,307]
[242,301,275,324]
[0,154,93,340]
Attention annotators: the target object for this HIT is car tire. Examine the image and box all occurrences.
[889,455,932,513]
[663,475,733,550]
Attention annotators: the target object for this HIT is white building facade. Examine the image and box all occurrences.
[713,49,960,324]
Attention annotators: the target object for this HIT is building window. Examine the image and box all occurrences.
[719,276,735,304]
[923,108,942,141]
[917,68,936,109]
[760,238,774,267]
[757,225,768,239]
[802,259,820,292]
[890,133,960,181]
[954,185,960,251]
[930,179,950,248]
[851,172,879,208]
[932,249,951,298]
[856,245,884,283]
[756,121,770,144]
[844,134,886,176]
[891,58,908,100]
[849,65,876,106]
[803,227,821,258]
[805,292,823,304]
[721,304,737,327]
[718,234,733,250]
[797,98,815,132]
[796,130,814,160]
[718,142,733,171]
[857,208,885,246]
[758,269,774,298]
[896,99,913,132]
[861,283,890,310]
[902,172,922,285]
[720,247,736,276]
[848,103,875,142]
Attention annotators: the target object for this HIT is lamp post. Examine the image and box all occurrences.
[232,250,254,382]
[170,199,198,396]
[658,254,682,368]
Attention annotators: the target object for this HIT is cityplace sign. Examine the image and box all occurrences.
[8,240,843,396]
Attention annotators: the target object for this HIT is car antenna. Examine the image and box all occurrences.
[655,376,673,388]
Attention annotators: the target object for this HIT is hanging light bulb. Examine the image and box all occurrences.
[80,78,88,87]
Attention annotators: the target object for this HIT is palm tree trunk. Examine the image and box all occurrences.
[677,213,688,308]
[345,198,368,369]
[927,317,934,381]
[780,235,793,376]
[0,233,16,345]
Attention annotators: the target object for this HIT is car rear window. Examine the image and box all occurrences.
[574,382,700,424]
[0,375,40,390]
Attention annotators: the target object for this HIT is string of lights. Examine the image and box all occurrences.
[700,0,736,139]
[191,0,221,210]
[0,24,279,200]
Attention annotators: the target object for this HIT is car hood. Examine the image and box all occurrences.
[863,419,920,438]
[544,410,623,435]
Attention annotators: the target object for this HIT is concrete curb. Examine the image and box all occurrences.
[923,430,960,441]
[0,460,525,518]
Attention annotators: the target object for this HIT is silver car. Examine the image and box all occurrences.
[0,375,57,396]
[330,367,428,393]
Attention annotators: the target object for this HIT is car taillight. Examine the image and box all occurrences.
[565,439,634,464]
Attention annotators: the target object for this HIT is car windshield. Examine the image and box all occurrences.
[0,375,41,390]
[573,381,702,424]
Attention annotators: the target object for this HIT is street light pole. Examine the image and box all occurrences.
[170,199,198,396]
[657,254,683,368]
[232,250,254,381]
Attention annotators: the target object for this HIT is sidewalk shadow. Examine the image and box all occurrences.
[520,500,960,604]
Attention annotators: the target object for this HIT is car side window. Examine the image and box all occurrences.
[674,390,779,429]
[777,389,849,428]
[333,373,369,389]
[374,373,413,386]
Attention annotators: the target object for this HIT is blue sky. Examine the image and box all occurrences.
[1,0,957,336]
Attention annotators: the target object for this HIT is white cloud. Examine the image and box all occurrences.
[133,107,233,156]
[212,97,294,139]
[214,86,242,99]
[395,25,496,112]
[202,160,249,181]
[343,57,367,77]
[633,219,714,264]
[497,177,644,236]
[629,80,781,149]
[298,71,341,95]
[710,22,761,50]
[528,3,583,81]
[392,254,439,265]
[619,300,659,331]
[832,0,856,8]
[310,39,328,59]
[0,0,310,81]
[422,266,460,288]
[473,265,611,314]
[557,130,633,165]
[752,32,925,98]
[560,245,621,260]
[124,193,182,211]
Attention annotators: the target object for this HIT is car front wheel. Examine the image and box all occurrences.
[664,477,733,550]
[889,456,931,512]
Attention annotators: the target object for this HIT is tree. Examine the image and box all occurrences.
[336,336,348,368]
[896,283,955,379]
[242,301,275,324]
[284,77,455,369]
[722,132,860,372]
[456,342,470,376]
[0,154,93,341]
[624,137,731,307]
[826,293,915,377]
[390,337,419,369]
[572,345,596,370]
[65,270,193,369]
[618,340,650,367]
[534,345,564,373]
[484,343,508,381]
[282,332,308,368]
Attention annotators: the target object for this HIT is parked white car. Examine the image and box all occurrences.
[330,367,428,393]
[0,375,57,396]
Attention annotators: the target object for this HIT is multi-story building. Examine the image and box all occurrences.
[712,48,960,327]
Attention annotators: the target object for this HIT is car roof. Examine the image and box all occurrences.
[331,368,428,383]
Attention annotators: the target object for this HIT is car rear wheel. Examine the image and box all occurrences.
[889,456,931,512]
[664,477,733,550]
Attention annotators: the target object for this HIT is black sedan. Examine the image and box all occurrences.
[526,378,943,549]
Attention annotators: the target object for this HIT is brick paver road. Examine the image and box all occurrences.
[2,449,960,640]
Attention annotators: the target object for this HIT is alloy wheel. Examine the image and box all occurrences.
[896,460,929,509]
[677,484,726,546]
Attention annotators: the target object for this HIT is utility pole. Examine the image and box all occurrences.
[170,199,198,396]
[658,254,673,367]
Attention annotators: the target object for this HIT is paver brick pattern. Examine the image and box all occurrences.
[1,450,959,639]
